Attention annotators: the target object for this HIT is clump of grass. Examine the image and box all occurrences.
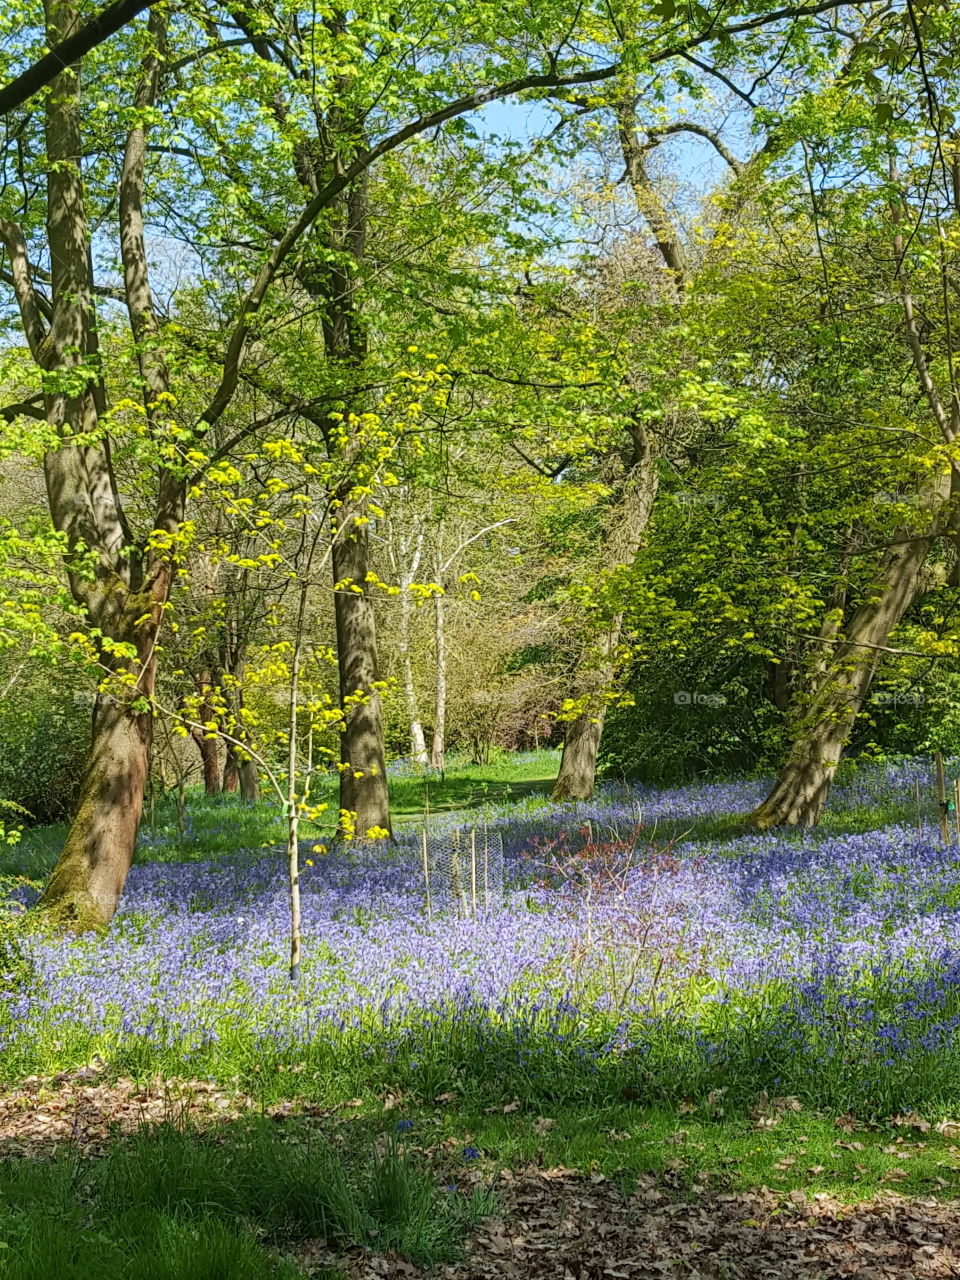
[0,1118,495,1278]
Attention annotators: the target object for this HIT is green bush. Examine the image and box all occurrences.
[0,687,90,825]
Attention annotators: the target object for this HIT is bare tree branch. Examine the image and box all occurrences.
[647,121,743,173]
[0,218,49,358]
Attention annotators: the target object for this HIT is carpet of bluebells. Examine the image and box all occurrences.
[5,757,960,1115]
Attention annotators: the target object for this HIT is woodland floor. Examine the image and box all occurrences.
[342,1176,960,1280]
[3,1070,960,1279]
[8,756,960,1276]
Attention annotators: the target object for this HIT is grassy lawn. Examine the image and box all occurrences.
[3,750,562,877]
[387,751,560,823]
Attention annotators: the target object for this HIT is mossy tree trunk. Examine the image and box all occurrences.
[750,532,937,830]
[39,657,155,928]
[22,8,180,927]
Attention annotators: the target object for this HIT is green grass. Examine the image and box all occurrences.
[386,749,560,823]
[287,1089,960,1205]
[2,749,562,877]
[0,1116,497,1279]
[440,1099,960,1201]
[2,1090,954,1280]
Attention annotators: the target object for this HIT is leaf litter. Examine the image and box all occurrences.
[334,1166,960,1279]
[2,1071,960,1277]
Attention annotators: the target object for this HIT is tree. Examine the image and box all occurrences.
[0,0,890,922]
[748,11,960,826]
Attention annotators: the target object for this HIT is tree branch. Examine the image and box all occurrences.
[0,395,44,422]
[616,99,687,290]
[196,0,875,431]
[677,51,758,106]
[0,0,156,116]
[647,121,742,173]
[0,217,49,358]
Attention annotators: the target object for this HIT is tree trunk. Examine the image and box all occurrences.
[192,730,221,795]
[551,97,684,804]
[238,755,260,803]
[189,674,221,795]
[396,523,429,764]
[30,2,175,927]
[552,419,658,802]
[411,719,428,765]
[39,680,153,929]
[553,709,607,801]
[222,747,239,793]
[751,531,936,829]
[430,584,447,772]
[333,512,392,837]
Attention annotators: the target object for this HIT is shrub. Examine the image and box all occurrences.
[0,686,90,825]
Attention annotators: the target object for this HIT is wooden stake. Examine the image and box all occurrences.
[422,829,432,921]
[915,777,923,832]
[483,821,490,909]
[937,751,949,844]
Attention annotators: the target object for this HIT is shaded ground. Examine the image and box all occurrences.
[2,1073,959,1279]
[337,1169,960,1279]
[0,1068,258,1156]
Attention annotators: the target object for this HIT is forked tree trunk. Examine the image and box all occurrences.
[751,531,937,829]
[333,512,392,838]
[223,741,258,800]
[22,5,177,927]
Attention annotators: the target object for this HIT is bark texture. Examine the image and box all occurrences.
[430,584,447,772]
[553,710,607,802]
[751,531,938,830]
[394,523,429,765]
[40,688,152,928]
[222,749,239,793]
[333,513,392,837]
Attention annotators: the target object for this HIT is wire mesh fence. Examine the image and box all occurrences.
[420,827,504,919]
